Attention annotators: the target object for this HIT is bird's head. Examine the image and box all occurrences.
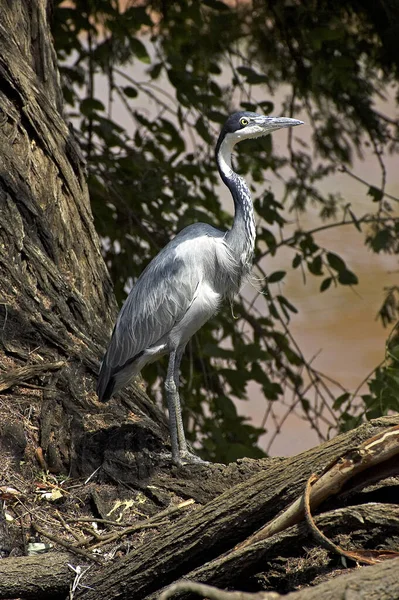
[216,111,304,154]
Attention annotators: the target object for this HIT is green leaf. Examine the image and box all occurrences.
[262,381,283,400]
[149,62,163,79]
[210,81,222,98]
[292,253,302,268]
[123,6,153,28]
[258,100,274,113]
[387,344,399,361]
[80,98,105,115]
[203,343,234,359]
[220,368,248,397]
[240,101,258,112]
[277,295,298,314]
[195,117,213,144]
[333,392,350,410]
[214,396,237,420]
[320,277,332,292]
[237,66,268,85]
[267,271,286,283]
[367,186,384,203]
[349,209,362,232]
[308,254,323,275]
[129,37,150,63]
[299,236,319,255]
[258,229,277,253]
[240,343,270,362]
[338,269,358,285]
[369,229,393,253]
[326,252,346,272]
[202,0,230,10]
[208,110,226,123]
[123,86,138,98]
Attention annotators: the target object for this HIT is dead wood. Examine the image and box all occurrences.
[31,522,103,564]
[0,552,73,599]
[152,502,399,599]
[75,416,399,600]
[303,475,399,565]
[159,556,399,600]
[237,423,399,550]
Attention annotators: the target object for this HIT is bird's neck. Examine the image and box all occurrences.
[217,137,256,268]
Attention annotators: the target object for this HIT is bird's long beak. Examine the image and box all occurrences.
[255,116,304,132]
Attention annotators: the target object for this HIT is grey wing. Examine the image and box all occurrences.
[97,244,199,400]
[111,252,197,365]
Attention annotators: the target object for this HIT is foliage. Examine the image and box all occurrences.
[52,0,399,462]
[335,323,399,432]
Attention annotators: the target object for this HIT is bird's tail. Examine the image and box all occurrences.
[96,359,116,402]
[97,351,143,402]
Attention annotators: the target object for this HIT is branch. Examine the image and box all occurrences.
[76,416,399,600]
[159,581,278,600]
[339,165,399,203]
[258,214,398,260]
[159,558,399,600]
[303,474,399,565]
[0,361,65,392]
[32,523,103,565]
[236,424,399,550]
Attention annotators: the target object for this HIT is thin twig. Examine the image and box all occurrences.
[340,165,399,203]
[258,214,399,260]
[66,517,129,527]
[75,500,195,549]
[87,520,169,550]
[32,523,103,564]
[55,510,85,544]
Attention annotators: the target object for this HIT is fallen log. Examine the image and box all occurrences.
[76,415,399,599]
[0,552,73,599]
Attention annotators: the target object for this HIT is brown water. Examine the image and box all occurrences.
[244,159,399,456]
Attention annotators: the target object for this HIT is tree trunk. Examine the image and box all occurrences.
[0,0,169,482]
[1,3,399,600]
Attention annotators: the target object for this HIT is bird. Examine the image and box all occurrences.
[97,111,304,465]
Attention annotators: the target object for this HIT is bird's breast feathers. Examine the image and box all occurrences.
[107,229,248,367]
[173,232,244,295]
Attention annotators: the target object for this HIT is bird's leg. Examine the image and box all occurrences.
[173,345,188,455]
[165,349,180,463]
[165,347,207,466]
[172,346,208,465]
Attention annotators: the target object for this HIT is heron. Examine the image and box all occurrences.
[97,111,304,465]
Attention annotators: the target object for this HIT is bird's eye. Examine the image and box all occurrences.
[240,117,249,127]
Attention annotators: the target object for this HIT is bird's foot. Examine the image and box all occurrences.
[157,450,209,466]
[176,450,209,466]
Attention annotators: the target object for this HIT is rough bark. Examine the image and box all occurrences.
[0,0,169,482]
[269,557,399,600]
[1,3,399,600]
[0,552,72,599]
[160,556,399,600]
[152,503,399,600]
[76,415,399,600]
